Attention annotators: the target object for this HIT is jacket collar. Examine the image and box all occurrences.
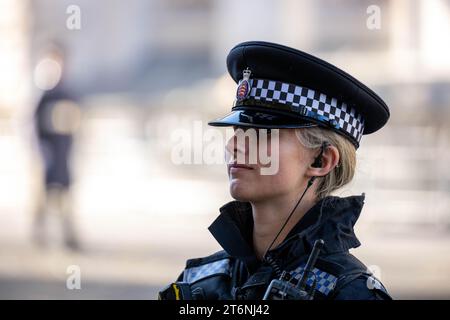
[208,194,365,271]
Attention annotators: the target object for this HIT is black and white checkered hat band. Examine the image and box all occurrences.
[235,78,365,144]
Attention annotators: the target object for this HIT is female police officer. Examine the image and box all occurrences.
[159,41,392,300]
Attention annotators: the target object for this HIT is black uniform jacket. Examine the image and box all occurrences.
[167,194,392,300]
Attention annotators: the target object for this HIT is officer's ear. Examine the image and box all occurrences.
[306,144,340,178]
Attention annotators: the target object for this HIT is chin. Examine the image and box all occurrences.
[229,181,254,201]
[229,181,269,202]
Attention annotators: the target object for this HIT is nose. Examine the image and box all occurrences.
[225,132,239,159]
[225,128,250,161]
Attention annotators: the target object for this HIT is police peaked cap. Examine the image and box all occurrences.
[208,41,390,148]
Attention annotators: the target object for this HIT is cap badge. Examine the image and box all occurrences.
[236,68,252,102]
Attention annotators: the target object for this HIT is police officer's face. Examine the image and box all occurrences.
[226,127,314,202]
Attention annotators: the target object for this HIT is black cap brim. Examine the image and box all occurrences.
[208,108,318,129]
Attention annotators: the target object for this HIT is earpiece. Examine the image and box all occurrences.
[311,141,330,168]
[308,141,330,185]
[311,155,323,168]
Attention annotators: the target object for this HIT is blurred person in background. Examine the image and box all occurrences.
[32,42,81,251]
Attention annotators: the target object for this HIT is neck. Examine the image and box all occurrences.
[251,184,317,260]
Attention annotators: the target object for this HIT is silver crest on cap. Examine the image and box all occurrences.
[236,68,252,102]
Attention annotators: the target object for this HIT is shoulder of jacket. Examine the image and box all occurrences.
[331,273,392,300]
[287,251,377,298]
[319,251,368,273]
[286,251,366,298]
[185,250,231,268]
[318,252,392,300]
[181,250,234,285]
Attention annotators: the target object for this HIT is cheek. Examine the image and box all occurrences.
[268,139,310,191]
[270,157,303,190]
[228,158,303,201]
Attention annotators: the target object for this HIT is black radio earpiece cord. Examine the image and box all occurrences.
[262,141,330,276]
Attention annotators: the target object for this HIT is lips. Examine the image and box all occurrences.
[227,162,254,174]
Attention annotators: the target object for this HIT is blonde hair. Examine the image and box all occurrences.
[295,127,356,199]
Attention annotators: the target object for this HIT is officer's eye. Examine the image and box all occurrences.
[233,126,250,132]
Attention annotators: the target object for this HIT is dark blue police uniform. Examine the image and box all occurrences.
[159,41,392,300]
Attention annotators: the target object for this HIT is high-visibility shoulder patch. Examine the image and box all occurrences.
[290,264,338,296]
[183,258,231,284]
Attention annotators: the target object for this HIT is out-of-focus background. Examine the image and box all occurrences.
[0,0,449,299]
